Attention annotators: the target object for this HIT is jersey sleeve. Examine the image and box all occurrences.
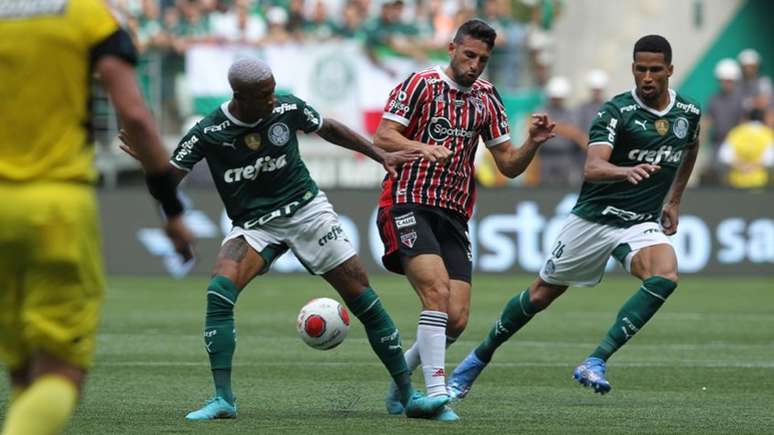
[170,127,206,172]
[382,73,429,127]
[73,0,121,46]
[688,112,702,146]
[481,88,511,147]
[587,101,622,148]
[295,98,324,133]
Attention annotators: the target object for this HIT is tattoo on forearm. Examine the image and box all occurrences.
[221,238,248,262]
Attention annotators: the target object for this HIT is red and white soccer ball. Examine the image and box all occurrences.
[296,297,350,350]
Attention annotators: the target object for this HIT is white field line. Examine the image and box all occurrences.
[97,360,774,369]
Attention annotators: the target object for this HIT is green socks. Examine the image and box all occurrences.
[475,289,539,363]
[590,276,677,361]
[347,288,412,404]
[204,275,239,405]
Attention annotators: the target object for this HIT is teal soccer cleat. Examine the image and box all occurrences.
[185,396,237,420]
[448,350,487,400]
[385,381,404,415]
[404,391,450,419]
[573,357,612,394]
[431,405,460,422]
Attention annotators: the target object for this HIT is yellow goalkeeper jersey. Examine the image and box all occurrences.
[0,0,119,183]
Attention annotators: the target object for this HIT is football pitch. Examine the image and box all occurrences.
[6,274,772,434]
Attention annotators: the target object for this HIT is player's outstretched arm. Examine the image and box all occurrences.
[373,118,453,164]
[96,56,194,260]
[488,113,556,178]
[661,142,699,235]
[584,145,660,185]
[317,117,419,177]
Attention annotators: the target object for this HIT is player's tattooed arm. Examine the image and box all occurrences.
[317,117,419,177]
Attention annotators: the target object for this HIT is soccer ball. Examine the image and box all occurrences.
[296,297,350,350]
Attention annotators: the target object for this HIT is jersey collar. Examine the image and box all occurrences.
[221,101,263,127]
[436,65,472,92]
[630,88,676,117]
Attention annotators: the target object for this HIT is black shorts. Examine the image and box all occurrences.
[377,203,472,283]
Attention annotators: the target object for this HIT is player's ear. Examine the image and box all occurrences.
[667,64,674,77]
[448,41,456,56]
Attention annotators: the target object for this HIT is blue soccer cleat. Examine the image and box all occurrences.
[185,396,237,420]
[448,350,487,400]
[431,405,460,422]
[404,391,450,419]
[573,357,612,394]
[385,381,404,415]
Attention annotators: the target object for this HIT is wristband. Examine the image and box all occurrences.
[145,170,184,218]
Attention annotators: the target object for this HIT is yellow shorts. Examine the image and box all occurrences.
[0,182,104,370]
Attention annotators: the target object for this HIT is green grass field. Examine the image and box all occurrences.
[3,274,773,434]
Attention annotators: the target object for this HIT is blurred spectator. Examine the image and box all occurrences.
[482,0,526,90]
[264,6,293,43]
[415,0,456,46]
[286,0,307,38]
[304,0,338,39]
[364,0,423,76]
[737,49,772,111]
[134,0,168,54]
[211,0,267,45]
[575,69,608,133]
[718,108,774,189]
[533,76,586,187]
[334,1,366,39]
[701,58,745,183]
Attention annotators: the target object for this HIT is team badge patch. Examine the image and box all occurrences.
[655,119,669,136]
[268,123,290,146]
[400,231,417,248]
[655,118,669,136]
[543,259,556,275]
[673,117,689,139]
[244,133,262,150]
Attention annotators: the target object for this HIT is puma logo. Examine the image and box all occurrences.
[634,120,648,131]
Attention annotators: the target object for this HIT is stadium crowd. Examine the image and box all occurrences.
[110,0,773,189]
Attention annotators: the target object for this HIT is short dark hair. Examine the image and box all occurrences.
[453,19,496,50]
[633,34,672,64]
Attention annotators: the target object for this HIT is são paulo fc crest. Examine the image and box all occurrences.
[268,122,290,146]
[244,133,262,150]
[673,117,689,139]
[655,119,669,136]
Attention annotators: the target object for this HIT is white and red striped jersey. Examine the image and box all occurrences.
[378,66,511,219]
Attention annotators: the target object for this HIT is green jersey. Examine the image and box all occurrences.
[170,94,323,227]
[572,89,701,227]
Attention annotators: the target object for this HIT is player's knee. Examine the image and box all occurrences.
[419,281,451,310]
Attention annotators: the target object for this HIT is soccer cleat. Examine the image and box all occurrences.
[431,405,460,422]
[185,396,237,420]
[573,357,612,394]
[385,381,404,415]
[404,391,450,419]
[448,350,487,400]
